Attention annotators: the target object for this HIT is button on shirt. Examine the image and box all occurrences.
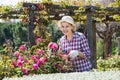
[59,32,92,72]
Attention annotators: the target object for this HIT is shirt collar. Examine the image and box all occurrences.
[64,32,76,40]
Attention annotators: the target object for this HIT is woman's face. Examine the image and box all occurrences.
[60,21,74,36]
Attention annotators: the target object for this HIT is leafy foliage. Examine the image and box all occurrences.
[0,22,28,47]
[97,55,120,71]
[96,39,104,57]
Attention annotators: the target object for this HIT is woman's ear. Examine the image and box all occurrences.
[71,26,75,32]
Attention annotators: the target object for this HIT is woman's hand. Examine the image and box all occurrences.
[58,50,68,60]
[78,52,84,59]
[59,54,68,60]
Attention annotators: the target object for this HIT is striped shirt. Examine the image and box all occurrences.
[59,32,92,72]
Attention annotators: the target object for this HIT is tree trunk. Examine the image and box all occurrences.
[108,37,112,54]
[103,39,109,59]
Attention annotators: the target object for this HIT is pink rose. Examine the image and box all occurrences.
[19,45,26,51]
[48,42,58,51]
[52,43,58,51]
[31,55,39,62]
[17,60,24,67]
[37,49,43,55]
[14,51,20,57]
[36,38,42,43]
[18,56,24,61]
[37,59,43,66]
[37,57,47,66]
[48,42,53,48]
[32,64,38,70]
[22,67,29,75]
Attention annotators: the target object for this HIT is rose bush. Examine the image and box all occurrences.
[0,38,72,79]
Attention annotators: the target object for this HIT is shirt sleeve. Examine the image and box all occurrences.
[80,34,91,59]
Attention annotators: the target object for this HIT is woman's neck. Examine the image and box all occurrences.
[66,32,74,41]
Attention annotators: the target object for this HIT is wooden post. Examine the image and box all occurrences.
[28,5,36,45]
[92,21,97,68]
[86,6,96,68]
[23,3,37,45]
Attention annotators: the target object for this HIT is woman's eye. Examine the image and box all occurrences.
[61,26,69,28]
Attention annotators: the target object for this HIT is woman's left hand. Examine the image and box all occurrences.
[78,52,84,59]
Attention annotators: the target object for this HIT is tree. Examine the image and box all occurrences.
[96,22,120,58]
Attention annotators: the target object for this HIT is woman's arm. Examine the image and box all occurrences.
[79,34,91,59]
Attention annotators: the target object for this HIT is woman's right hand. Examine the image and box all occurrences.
[58,50,69,60]
[59,54,68,60]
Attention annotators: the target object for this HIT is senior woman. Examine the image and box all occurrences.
[58,15,92,72]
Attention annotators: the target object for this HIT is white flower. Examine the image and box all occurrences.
[69,50,79,59]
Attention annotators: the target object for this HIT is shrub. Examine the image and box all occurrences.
[0,38,72,79]
[97,55,120,71]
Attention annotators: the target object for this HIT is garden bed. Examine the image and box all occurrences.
[3,70,120,80]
